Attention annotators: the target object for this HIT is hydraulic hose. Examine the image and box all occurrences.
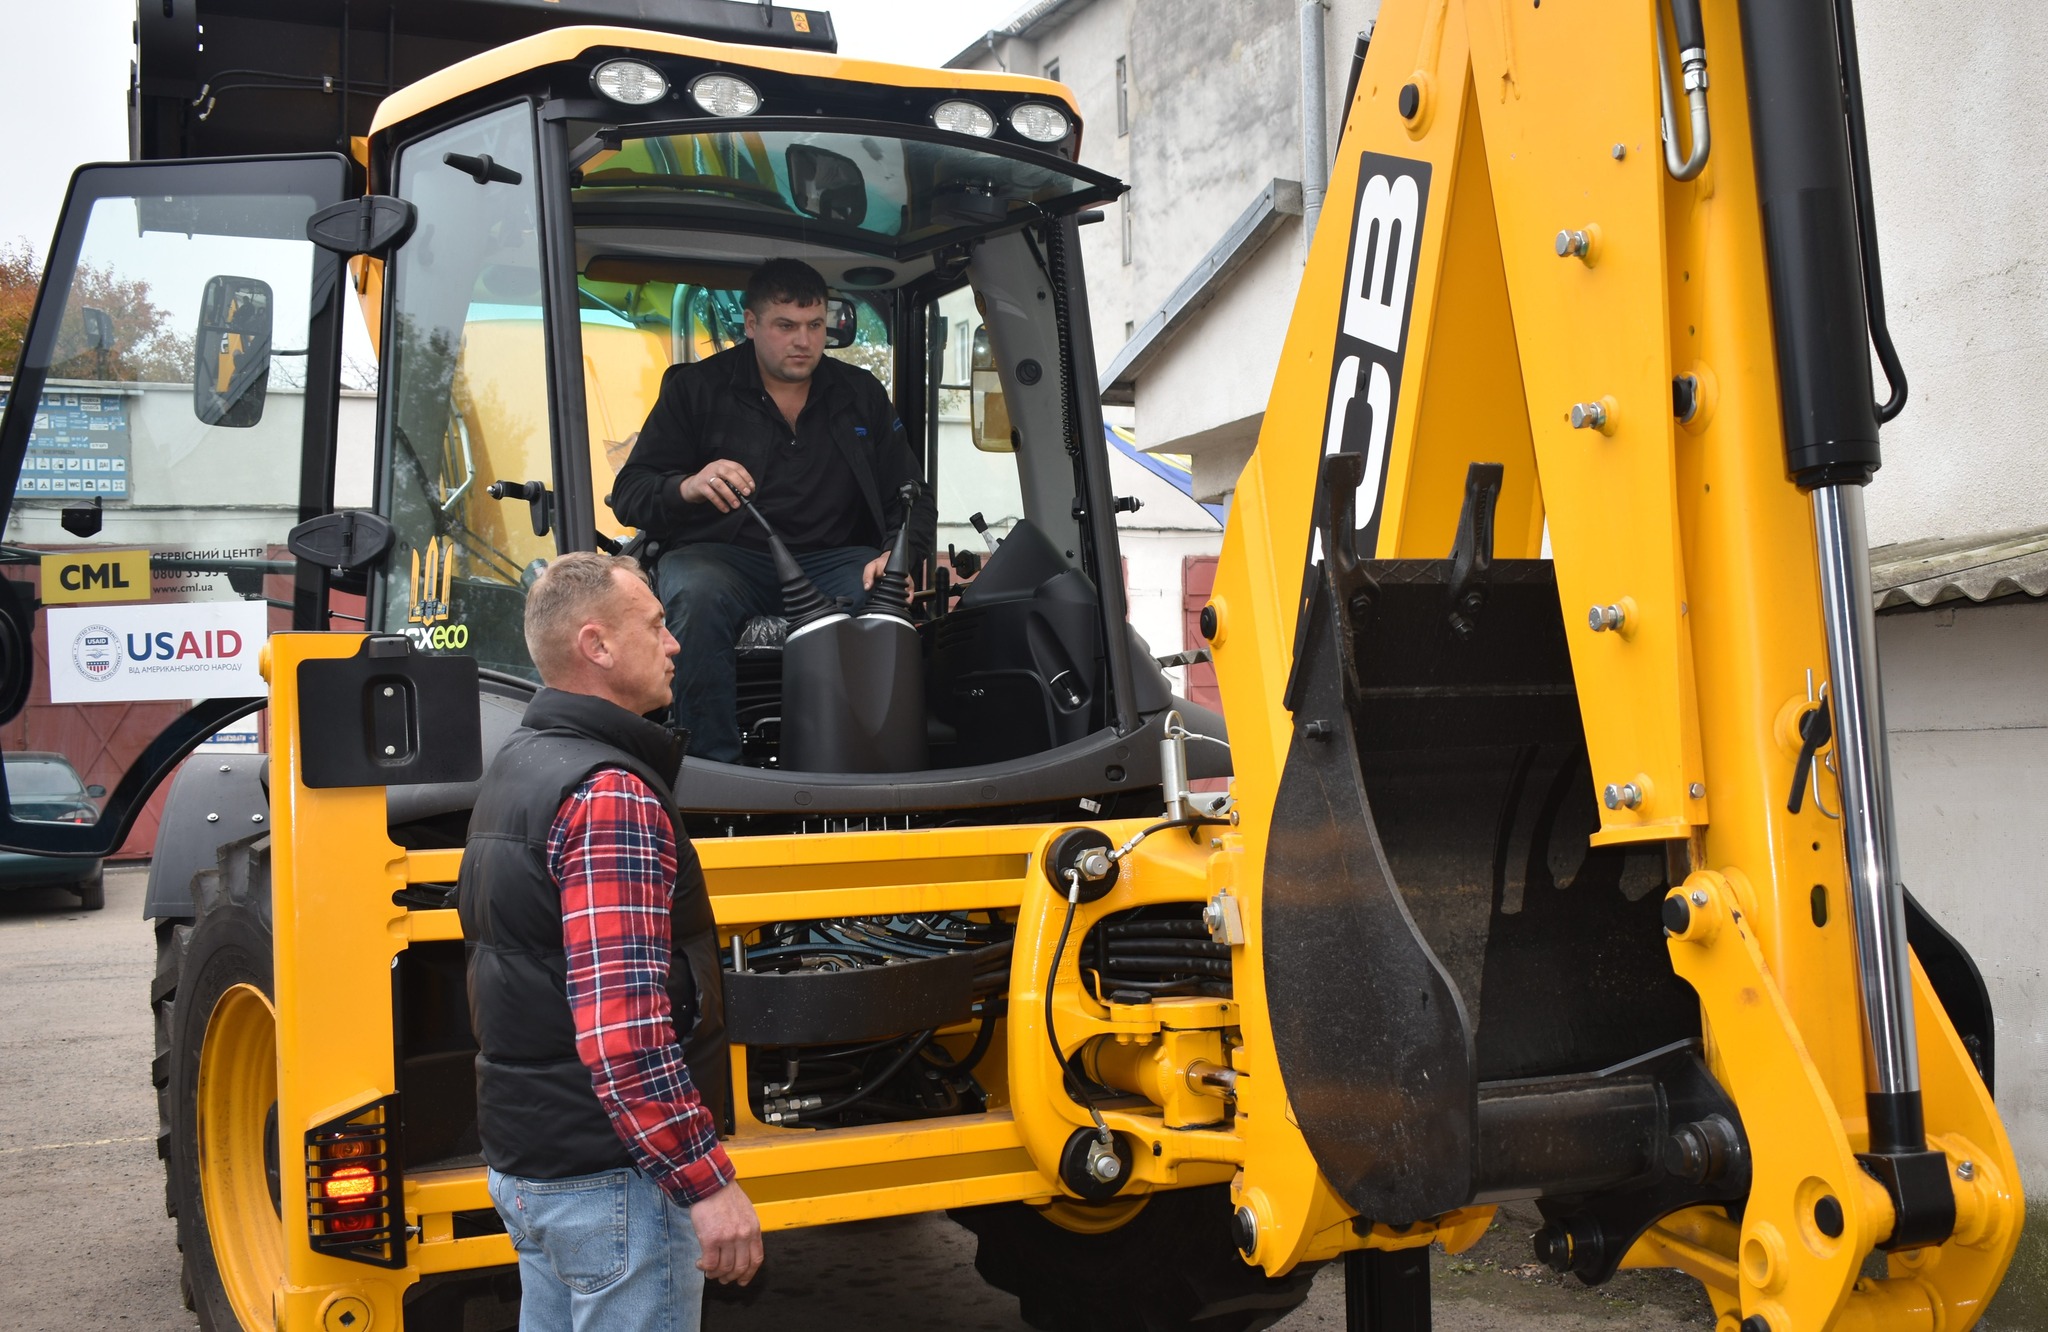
[1655,0,1712,181]
[806,1030,935,1118]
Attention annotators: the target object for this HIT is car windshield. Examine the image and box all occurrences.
[572,119,1120,258]
[4,758,84,797]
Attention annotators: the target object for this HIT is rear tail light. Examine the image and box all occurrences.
[305,1095,406,1267]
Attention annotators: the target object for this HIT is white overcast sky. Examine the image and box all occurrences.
[0,0,1020,253]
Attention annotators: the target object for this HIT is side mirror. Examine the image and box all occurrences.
[969,324,1013,453]
[193,275,274,428]
[786,144,868,226]
[86,784,106,799]
[824,297,859,350]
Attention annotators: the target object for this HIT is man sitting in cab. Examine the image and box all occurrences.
[610,258,935,763]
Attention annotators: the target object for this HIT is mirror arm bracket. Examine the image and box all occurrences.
[306,195,418,259]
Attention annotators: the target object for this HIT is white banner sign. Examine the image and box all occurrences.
[47,601,269,704]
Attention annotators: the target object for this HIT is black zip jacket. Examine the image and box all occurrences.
[457,689,728,1181]
[609,342,936,562]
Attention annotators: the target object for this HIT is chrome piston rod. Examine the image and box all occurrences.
[1811,484,1922,1142]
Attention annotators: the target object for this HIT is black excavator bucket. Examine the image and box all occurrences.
[1263,456,1739,1275]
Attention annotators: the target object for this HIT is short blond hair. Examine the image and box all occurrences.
[523,552,649,683]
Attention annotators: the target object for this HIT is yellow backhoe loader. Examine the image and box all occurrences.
[0,0,2019,1327]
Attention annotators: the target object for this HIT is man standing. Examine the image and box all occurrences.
[609,258,935,763]
[459,552,761,1329]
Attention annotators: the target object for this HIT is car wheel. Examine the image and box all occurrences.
[163,834,281,1332]
[73,870,105,911]
[951,1185,1320,1332]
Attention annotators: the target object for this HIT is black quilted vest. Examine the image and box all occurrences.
[457,688,728,1181]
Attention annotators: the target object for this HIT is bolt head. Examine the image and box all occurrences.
[1233,1205,1259,1255]
[1587,606,1606,631]
[1689,782,1706,799]
[1958,1159,1976,1180]
[1569,401,1607,430]
[1603,783,1622,810]
[1092,1152,1121,1182]
[252,813,264,823]
[1612,143,1627,159]
[1690,889,1708,907]
[205,812,220,823]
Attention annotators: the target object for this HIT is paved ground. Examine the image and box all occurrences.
[0,864,2031,1330]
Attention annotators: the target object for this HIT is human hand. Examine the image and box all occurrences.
[861,552,889,589]
[680,461,756,512]
[691,1181,763,1285]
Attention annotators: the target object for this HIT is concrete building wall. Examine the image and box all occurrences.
[1880,596,2048,1321]
[964,0,1140,365]
[1854,2,2048,549]
[957,0,1384,500]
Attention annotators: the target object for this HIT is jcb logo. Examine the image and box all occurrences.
[1322,153,1431,555]
[408,536,454,628]
[40,548,150,606]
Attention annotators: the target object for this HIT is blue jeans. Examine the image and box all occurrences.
[656,541,877,763]
[487,1166,705,1332]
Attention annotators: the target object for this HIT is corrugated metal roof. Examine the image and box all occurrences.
[1868,526,2048,611]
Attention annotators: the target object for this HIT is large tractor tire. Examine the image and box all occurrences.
[153,835,283,1331]
[952,1186,1319,1332]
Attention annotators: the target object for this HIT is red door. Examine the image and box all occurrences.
[1182,555,1220,711]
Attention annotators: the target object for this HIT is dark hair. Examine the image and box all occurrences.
[742,258,830,314]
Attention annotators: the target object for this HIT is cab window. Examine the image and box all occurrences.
[375,103,550,676]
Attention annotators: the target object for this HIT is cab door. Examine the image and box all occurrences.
[0,155,351,857]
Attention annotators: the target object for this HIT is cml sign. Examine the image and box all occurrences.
[40,549,151,606]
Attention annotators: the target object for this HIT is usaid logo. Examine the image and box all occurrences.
[69,624,122,684]
[1321,152,1432,555]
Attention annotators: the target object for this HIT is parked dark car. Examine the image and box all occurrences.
[0,752,106,910]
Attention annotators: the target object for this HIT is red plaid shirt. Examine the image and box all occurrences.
[549,767,734,1204]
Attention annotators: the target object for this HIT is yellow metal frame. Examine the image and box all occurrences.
[1206,0,2020,1324]
[258,635,1289,1326]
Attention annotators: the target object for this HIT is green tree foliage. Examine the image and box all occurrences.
[0,237,194,384]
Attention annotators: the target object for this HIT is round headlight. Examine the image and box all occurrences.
[690,72,761,117]
[591,60,668,107]
[931,99,996,138]
[1008,102,1071,143]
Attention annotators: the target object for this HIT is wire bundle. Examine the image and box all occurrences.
[736,913,1011,1128]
